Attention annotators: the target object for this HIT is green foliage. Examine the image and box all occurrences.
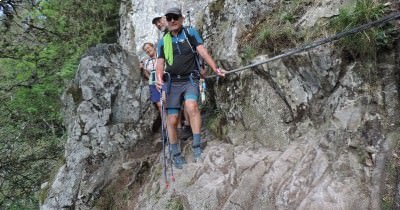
[38,187,50,206]
[209,0,225,16]
[166,198,184,210]
[279,0,308,24]
[0,0,120,208]
[280,11,295,23]
[256,27,272,42]
[381,132,400,210]
[238,0,311,63]
[381,194,395,210]
[205,107,228,140]
[330,0,393,58]
[240,46,257,64]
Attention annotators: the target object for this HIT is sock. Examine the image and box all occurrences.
[193,133,201,146]
[171,143,180,155]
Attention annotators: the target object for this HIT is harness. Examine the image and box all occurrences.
[163,27,201,82]
[144,58,157,85]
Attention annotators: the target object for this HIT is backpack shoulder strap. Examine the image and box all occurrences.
[183,26,197,53]
[144,58,151,69]
[183,26,203,71]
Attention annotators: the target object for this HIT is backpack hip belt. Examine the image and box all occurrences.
[169,71,199,82]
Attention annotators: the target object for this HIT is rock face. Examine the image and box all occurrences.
[42,0,400,210]
[41,44,158,209]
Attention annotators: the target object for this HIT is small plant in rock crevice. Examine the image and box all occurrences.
[330,0,395,59]
[166,198,184,210]
[209,0,226,17]
[239,0,397,65]
[238,0,315,63]
[381,132,400,210]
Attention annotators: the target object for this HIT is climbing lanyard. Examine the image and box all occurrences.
[199,78,206,103]
[138,72,144,119]
[206,12,400,79]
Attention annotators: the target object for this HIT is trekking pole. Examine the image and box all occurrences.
[160,85,169,188]
[160,80,176,189]
[206,12,400,79]
[162,76,176,188]
[186,10,191,27]
[161,86,175,186]
[138,71,144,119]
[168,128,176,190]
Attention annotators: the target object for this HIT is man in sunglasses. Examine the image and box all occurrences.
[152,12,193,142]
[156,7,226,169]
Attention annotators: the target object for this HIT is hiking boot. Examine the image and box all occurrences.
[172,153,186,169]
[192,145,202,162]
[177,125,192,141]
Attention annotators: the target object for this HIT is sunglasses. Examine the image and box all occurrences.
[166,14,181,22]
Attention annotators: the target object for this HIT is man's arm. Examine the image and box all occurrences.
[156,58,165,90]
[196,45,226,76]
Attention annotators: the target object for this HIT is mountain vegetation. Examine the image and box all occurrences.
[0,0,120,208]
[0,0,398,209]
[239,0,397,63]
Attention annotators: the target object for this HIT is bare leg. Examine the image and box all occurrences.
[183,106,190,126]
[167,114,179,144]
[177,104,192,140]
[155,102,162,114]
[177,109,183,128]
[184,100,201,134]
[156,102,167,129]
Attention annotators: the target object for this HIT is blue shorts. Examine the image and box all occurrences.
[149,85,161,103]
[166,80,199,115]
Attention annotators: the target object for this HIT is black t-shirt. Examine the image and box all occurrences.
[157,27,203,75]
